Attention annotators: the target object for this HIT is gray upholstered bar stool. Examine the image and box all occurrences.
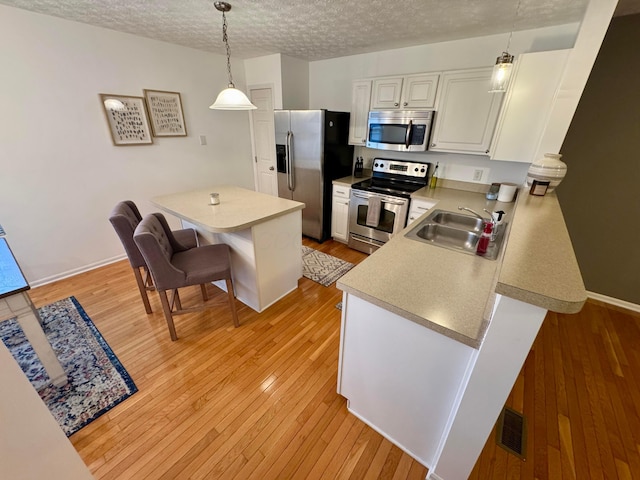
[133,213,239,341]
[109,200,197,314]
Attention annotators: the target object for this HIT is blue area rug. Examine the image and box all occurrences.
[0,296,137,436]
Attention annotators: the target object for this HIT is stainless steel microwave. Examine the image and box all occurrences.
[366,110,434,152]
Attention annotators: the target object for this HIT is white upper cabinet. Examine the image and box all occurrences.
[348,80,373,146]
[401,73,440,109]
[490,49,570,163]
[430,68,504,155]
[371,74,440,110]
[371,77,403,109]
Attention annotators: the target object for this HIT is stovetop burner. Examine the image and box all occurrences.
[352,177,424,198]
[351,158,430,198]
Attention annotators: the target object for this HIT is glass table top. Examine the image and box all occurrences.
[0,238,29,299]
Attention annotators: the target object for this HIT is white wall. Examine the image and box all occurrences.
[0,5,255,285]
[244,54,309,110]
[308,24,580,185]
[244,54,283,108]
[281,55,309,110]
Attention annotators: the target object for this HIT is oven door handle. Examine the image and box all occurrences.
[351,192,406,206]
[405,120,413,149]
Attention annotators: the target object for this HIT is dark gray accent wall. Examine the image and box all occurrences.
[558,13,640,305]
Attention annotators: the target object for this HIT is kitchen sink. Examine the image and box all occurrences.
[405,209,507,260]
[428,211,484,233]
[411,223,480,251]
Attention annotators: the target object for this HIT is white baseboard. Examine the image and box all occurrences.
[587,291,640,314]
[427,473,444,480]
[30,255,127,288]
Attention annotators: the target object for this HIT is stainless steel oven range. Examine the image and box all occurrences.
[348,159,430,254]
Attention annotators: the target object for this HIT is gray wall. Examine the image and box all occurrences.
[558,13,640,305]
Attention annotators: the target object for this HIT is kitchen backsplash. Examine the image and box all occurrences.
[353,146,530,186]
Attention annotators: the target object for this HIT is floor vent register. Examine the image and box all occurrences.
[496,407,527,460]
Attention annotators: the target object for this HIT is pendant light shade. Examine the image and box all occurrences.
[489,52,514,93]
[210,85,255,110]
[209,1,256,111]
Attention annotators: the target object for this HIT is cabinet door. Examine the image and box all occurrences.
[401,73,440,109]
[331,187,350,243]
[430,68,504,154]
[348,80,372,146]
[371,77,404,110]
[490,50,570,163]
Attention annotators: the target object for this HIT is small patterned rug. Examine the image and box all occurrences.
[302,246,354,287]
[0,296,137,436]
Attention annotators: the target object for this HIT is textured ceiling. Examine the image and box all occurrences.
[1,0,639,61]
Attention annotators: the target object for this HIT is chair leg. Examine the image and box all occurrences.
[225,278,239,328]
[174,289,182,311]
[132,267,152,314]
[200,284,209,301]
[144,267,154,288]
[158,290,178,341]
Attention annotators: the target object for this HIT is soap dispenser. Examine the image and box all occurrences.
[476,221,493,256]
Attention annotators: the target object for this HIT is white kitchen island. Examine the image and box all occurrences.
[151,186,305,313]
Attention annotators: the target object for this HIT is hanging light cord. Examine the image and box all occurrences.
[505,0,522,54]
[221,10,235,88]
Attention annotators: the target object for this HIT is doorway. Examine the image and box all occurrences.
[249,87,278,196]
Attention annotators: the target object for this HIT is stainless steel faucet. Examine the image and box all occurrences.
[458,206,491,223]
[458,206,498,240]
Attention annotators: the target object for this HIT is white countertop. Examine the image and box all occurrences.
[333,175,370,186]
[151,186,305,233]
[337,185,586,348]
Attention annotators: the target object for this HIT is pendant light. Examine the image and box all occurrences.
[489,52,515,93]
[489,0,521,93]
[209,1,256,110]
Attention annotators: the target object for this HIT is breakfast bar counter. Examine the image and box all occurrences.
[335,185,586,480]
[152,186,305,313]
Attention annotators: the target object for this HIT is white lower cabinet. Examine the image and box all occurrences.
[331,184,350,243]
[407,198,437,226]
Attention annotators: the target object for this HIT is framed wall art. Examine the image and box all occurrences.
[99,94,153,146]
[143,89,187,137]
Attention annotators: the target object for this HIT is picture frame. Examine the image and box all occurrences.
[99,94,153,146]
[143,89,187,137]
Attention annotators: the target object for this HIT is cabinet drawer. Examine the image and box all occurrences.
[407,198,437,225]
[333,184,351,200]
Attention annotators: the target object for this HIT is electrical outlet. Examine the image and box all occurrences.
[473,169,484,182]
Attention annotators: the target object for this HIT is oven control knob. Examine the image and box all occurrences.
[414,167,419,172]
[421,168,425,173]
[374,162,379,167]
[379,163,384,168]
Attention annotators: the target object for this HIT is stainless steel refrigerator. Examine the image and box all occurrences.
[275,110,353,242]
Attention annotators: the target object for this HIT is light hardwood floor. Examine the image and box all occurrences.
[27,238,640,479]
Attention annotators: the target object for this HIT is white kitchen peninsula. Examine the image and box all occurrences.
[336,187,585,480]
[151,186,305,313]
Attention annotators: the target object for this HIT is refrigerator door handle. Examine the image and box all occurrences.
[286,130,295,191]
